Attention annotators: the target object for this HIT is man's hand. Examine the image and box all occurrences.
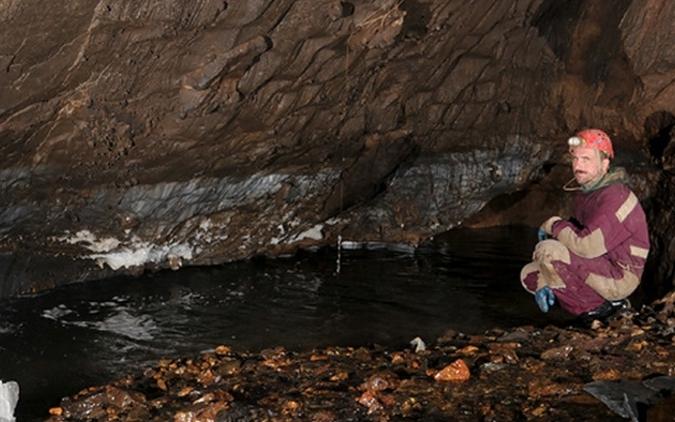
[535,286,556,313]
[540,216,563,236]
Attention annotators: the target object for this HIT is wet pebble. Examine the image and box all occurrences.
[540,345,573,360]
[433,359,470,382]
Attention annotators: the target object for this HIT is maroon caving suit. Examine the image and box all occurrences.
[521,168,650,315]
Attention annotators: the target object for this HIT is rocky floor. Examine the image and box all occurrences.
[46,292,675,421]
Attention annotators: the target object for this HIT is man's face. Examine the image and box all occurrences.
[570,146,609,186]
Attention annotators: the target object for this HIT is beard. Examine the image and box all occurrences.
[574,169,605,186]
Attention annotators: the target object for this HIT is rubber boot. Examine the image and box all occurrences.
[578,299,631,326]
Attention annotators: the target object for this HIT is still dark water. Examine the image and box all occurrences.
[0,226,570,421]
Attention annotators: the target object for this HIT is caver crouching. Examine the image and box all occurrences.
[521,129,650,322]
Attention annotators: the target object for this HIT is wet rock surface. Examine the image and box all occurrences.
[0,142,547,297]
[642,119,675,298]
[46,293,675,421]
[1,1,674,295]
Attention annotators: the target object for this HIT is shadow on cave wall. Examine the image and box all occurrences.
[641,111,675,300]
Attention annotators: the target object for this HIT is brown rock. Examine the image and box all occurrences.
[458,345,480,356]
[480,403,494,418]
[282,400,300,415]
[437,329,459,344]
[197,369,217,386]
[312,410,337,422]
[530,405,547,417]
[215,345,231,356]
[103,385,146,408]
[356,390,382,414]
[575,336,610,353]
[626,340,649,352]
[379,393,397,407]
[528,380,578,398]
[498,327,533,343]
[434,359,471,383]
[362,371,399,391]
[488,342,520,364]
[390,352,406,365]
[400,397,423,417]
[592,368,622,381]
[261,347,292,369]
[329,370,349,382]
[193,392,215,405]
[310,353,328,361]
[177,386,194,397]
[173,410,193,422]
[541,345,573,360]
[216,359,241,376]
[560,394,601,405]
[49,407,63,416]
[174,400,229,422]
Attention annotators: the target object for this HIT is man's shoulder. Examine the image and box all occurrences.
[600,182,631,194]
[595,182,633,205]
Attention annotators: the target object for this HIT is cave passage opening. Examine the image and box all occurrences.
[644,111,674,165]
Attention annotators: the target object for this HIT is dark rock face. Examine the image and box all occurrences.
[0,0,673,296]
[643,120,675,298]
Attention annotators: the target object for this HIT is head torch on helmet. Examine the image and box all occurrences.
[567,136,583,147]
[567,129,614,159]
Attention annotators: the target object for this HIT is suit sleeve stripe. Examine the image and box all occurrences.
[615,191,638,223]
[630,245,649,258]
[557,226,607,258]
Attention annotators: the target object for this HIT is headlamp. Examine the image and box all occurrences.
[567,136,583,147]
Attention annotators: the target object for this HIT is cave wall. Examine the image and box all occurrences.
[0,0,673,296]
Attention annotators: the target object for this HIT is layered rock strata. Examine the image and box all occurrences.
[1,0,673,295]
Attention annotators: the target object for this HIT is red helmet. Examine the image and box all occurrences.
[567,129,614,159]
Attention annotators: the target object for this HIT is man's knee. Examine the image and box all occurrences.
[533,239,571,265]
[530,240,570,289]
[520,262,541,293]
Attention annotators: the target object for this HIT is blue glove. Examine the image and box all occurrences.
[537,228,549,241]
[535,286,556,313]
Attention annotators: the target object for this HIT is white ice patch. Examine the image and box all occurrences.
[192,218,228,248]
[291,224,324,242]
[91,241,193,271]
[58,230,193,270]
[59,229,120,253]
[199,219,212,231]
[270,216,343,246]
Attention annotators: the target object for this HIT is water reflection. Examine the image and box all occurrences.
[0,226,570,421]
